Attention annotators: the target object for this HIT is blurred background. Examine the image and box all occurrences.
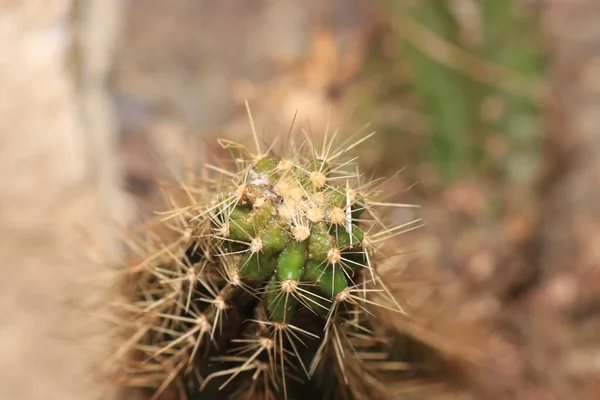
[2,0,600,399]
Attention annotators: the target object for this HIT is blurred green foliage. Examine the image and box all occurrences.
[352,0,545,188]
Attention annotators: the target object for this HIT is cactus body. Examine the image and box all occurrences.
[114,127,421,400]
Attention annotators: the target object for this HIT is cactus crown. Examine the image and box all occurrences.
[116,117,422,400]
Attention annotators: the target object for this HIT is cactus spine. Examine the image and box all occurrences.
[114,113,422,400]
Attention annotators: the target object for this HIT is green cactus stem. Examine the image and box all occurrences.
[114,119,422,400]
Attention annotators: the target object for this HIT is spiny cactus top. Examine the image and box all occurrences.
[115,117,422,400]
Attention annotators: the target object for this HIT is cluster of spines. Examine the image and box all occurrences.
[114,116,422,400]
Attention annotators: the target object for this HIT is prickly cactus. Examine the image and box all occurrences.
[113,114,422,400]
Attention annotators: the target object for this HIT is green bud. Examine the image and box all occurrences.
[259,220,288,254]
[228,206,255,241]
[333,225,364,249]
[230,205,252,220]
[308,222,331,262]
[239,252,277,282]
[276,240,307,281]
[304,260,347,298]
[253,157,280,175]
[251,201,276,229]
[327,187,347,209]
[265,275,299,323]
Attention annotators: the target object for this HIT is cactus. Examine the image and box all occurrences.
[113,110,422,400]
